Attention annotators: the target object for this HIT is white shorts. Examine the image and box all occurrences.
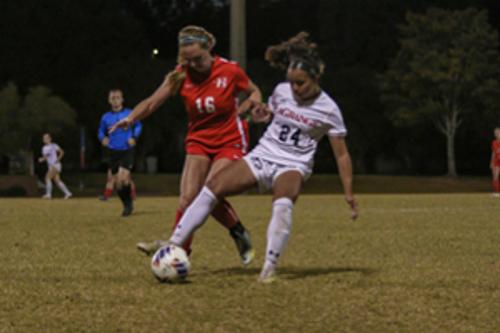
[243,152,312,193]
[49,163,62,173]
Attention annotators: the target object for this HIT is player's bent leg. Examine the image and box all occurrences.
[212,199,255,265]
[259,171,302,283]
[170,186,219,246]
[208,158,256,265]
[100,169,114,201]
[207,158,242,229]
[53,173,72,199]
[176,154,211,251]
[206,159,258,198]
[43,169,57,199]
[170,161,256,249]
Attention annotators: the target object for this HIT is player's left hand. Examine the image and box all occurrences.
[128,138,136,147]
[345,196,358,220]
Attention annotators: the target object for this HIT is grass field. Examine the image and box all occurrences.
[1,194,499,332]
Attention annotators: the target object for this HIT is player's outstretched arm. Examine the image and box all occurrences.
[110,77,173,132]
[237,80,263,116]
[329,136,358,220]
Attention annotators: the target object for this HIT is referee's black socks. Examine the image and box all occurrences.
[117,184,132,206]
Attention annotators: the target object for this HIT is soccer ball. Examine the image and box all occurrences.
[151,244,191,282]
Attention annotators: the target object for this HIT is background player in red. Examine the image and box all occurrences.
[112,25,262,264]
[490,127,500,197]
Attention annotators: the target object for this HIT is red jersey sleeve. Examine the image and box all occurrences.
[232,64,250,93]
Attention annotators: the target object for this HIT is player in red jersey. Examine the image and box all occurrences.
[490,127,500,197]
[111,26,262,264]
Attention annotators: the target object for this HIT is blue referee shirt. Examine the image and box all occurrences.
[98,108,143,151]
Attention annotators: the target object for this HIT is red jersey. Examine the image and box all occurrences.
[492,140,500,163]
[179,56,250,152]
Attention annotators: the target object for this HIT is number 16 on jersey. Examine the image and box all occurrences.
[195,96,216,114]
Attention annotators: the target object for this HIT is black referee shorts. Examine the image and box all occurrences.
[106,148,135,174]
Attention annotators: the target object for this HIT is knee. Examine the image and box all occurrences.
[206,176,224,198]
[273,191,299,203]
[116,174,129,186]
[178,192,196,211]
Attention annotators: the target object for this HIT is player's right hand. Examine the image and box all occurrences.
[250,103,272,123]
[102,137,110,147]
[109,117,132,133]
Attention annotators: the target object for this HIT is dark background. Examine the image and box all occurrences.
[1,0,499,175]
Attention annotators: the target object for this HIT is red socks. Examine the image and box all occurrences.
[103,188,113,199]
[211,199,239,229]
[131,183,136,200]
[493,180,499,193]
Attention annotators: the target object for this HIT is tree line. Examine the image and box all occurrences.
[0,0,499,176]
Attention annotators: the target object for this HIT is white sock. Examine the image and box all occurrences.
[262,197,294,274]
[45,180,53,196]
[56,181,71,196]
[169,186,218,246]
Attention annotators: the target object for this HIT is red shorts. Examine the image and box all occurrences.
[494,161,500,167]
[186,142,246,161]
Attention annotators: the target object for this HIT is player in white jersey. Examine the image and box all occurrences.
[158,32,358,282]
[38,133,72,199]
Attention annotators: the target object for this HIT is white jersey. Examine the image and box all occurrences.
[42,143,61,167]
[252,82,347,170]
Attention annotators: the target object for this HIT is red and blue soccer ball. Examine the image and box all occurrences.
[151,244,191,282]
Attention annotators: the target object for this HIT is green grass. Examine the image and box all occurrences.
[59,173,492,196]
[1,194,499,332]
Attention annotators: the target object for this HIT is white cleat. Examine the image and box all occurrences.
[64,193,73,200]
[492,193,500,198]
[258,266,277,284]
[136,240,170,256]
[42,194,52,199]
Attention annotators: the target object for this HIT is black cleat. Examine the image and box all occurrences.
[230,226,255,266]
[122,202,134,217]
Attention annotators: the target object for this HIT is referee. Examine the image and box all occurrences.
[98,89,142,216]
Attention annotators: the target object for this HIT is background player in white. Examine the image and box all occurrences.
[38,133,72,199]
[163,32,358,282]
